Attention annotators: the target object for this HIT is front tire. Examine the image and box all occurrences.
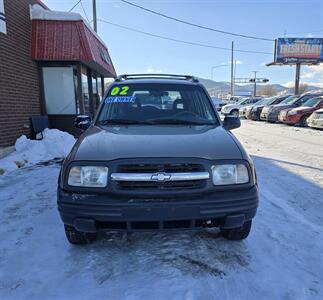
[299,115,309,127]
[64,225,97,245]
[230,110,239,117]
[221,220,252,240]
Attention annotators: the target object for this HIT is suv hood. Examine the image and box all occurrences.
[71,125,243,161]
[291,106,316,113]
[270,104,295,111]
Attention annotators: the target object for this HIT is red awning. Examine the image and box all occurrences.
[31,18,116,77]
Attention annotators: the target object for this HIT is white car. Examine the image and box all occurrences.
[221,97,262,117]
[211,97,228,111]
[307,108,323,129]
[239,105,254,118]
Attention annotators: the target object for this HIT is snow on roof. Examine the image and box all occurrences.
[30,4,107,48]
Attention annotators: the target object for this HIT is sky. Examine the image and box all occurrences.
[43,0,323,87]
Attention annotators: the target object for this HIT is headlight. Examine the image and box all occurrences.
[288,111,297,116]
[68,166,108,187]
[211,164,249,185]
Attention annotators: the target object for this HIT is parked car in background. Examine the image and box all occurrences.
[278,96,323,126]
[228,96,246,103]
[221,97,262,117]
[260,95,296,121]
[307,108,323,129]
[247,95,291,121]
[211,97,227,111]
[239,104,254,118]
[261,91,323,123]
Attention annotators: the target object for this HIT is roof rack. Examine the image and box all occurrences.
[114,74,199,83]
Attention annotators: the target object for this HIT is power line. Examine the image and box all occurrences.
[98,19,272,55]
[68,0,82,12]
[120,0,274,42]
[80,0,91,23]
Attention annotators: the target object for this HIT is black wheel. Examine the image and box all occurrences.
[64,225,97,245]
[230,110,239,117]
[299,115,309,127]
[221,220,252,240]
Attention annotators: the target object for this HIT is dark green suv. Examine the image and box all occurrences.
[57,74,259,245]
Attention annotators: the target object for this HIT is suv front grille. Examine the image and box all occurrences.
[113,163,207,191]
[118,163,203,173]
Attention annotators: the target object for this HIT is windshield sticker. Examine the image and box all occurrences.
[105,96,136,104]
[110,86,130,96]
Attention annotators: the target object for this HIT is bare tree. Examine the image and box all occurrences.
[298,83,308,94]
[258,85,276,96]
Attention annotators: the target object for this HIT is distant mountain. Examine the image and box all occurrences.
[198,78,321,96]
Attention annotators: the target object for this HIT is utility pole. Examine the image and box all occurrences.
[233,59,237,97]
[230,41,234,96]
[92,0,97,33]
[295,63,301,95]
[252,71,258,97]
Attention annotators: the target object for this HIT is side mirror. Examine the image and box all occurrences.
[74,115,92,130]
[223,115,241,130]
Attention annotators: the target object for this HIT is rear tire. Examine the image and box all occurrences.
[64,225,97,245]
[221,220,252,240]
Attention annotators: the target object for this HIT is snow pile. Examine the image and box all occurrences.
[0,129,75,175]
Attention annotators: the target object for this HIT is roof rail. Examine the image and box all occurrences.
[114,74,199,83]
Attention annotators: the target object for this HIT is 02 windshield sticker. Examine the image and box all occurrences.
[105,96,136,104]
[110,86,130,96]
[106,86,134,103]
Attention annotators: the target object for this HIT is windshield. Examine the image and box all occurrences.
[237,98,250,104]
[280,95,298,104]
[97,84,219,125]
[255,97,274,105]
[302,97,322,107]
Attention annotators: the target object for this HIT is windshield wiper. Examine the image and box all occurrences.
[97,119,153,125]
[148,118,214,125]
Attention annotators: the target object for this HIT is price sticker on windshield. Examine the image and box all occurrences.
[106,86,135,103]
[105,96,136,104]
[110,86,130,96]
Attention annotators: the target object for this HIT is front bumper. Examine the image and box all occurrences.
[247,110,260,120]
[278,114,299,124]
[266,111,279,122]
[58,186,259,232]
[260,111,268,121]
[308,119,323,129]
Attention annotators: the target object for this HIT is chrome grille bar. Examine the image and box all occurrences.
[111,172,210,182]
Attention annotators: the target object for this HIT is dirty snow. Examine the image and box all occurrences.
[0,129,75,175]
[0,121,322,300]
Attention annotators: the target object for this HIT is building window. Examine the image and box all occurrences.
[0,0,6,34]
[43,67,77,115]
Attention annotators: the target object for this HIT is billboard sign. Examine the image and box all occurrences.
[0,0,6,34]
[275,38,323,64]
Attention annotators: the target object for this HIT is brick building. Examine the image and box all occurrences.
[0,0,116,152]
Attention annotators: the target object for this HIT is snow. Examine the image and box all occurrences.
[0,121,323,299]
[0,129,75,175]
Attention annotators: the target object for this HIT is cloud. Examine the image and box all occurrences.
[227,60,243,65]
[302,64,323,79]
[146,66,165,73]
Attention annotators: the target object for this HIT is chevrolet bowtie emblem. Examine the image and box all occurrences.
[151,173,171,182]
